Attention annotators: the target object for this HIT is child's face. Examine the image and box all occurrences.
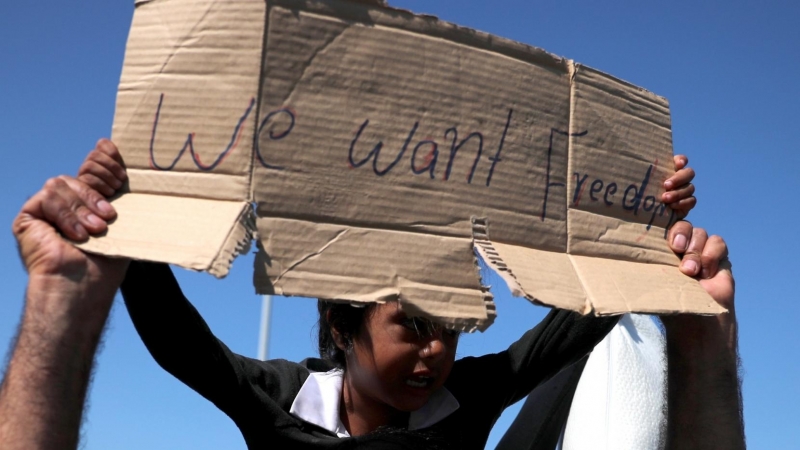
[344,302,459,414]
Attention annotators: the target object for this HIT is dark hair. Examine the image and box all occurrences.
[317,300,373,368]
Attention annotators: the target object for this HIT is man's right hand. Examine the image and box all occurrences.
[12,138,128,305]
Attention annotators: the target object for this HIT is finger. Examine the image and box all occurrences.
[700,235,728,279]
[667,196,697,220]
[36,178,93,241]
[662,183,695,203]
[79,148,127,183]
[673,154,688,171]
[78,160,123,193]
[59,176,116,221]
[95,138,126,170]
[664,166,695,190]
[680,227,708,277]
[79,173,115,197]
[667,220,693,253]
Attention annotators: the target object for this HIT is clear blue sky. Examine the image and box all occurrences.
[1,0,798,448]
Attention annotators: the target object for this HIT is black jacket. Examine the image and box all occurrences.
[121,261,617,449]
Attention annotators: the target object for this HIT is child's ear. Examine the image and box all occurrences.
[326,310,348,351]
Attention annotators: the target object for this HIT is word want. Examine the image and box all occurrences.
[347,110,513,187]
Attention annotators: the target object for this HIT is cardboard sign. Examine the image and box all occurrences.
[80,0,723,331]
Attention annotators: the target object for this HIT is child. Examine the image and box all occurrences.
[78,139,698,449]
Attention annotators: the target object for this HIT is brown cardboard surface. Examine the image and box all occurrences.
[79,193,253,276]
[79,0,724,331]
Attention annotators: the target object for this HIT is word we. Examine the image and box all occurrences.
[148,94,295,171]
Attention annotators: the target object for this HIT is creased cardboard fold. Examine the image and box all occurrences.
[78,0,724,332]
[78,193,254,276]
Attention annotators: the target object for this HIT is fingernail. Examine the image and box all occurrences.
[85,213,104,228]
[673,234,687,251]
[97,200,114,215]
[73,223,87,239]
[701,266,710,279]
[682,260,698,274]
[664,180,673,189]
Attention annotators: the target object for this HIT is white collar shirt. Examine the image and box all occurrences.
[289,369,460,437]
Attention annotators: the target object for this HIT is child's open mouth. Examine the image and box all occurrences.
[405,376,433,388]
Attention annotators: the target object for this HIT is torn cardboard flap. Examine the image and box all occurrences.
[79,0,723,332]
[79,193,253,276]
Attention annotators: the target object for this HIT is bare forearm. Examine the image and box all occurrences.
[0,278,114,450]
[664,313,745,450]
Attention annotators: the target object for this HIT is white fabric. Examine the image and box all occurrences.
[290,369,350,437]
[561,314,667,450]
[289,369,460,437]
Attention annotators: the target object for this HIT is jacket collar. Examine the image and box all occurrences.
[289,369,459,437]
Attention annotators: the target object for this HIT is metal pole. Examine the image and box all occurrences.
[257,295,273,361]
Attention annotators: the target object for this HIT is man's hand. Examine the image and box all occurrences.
[665,221,736,346]
[14,174,125,279]
[662,221,744,450]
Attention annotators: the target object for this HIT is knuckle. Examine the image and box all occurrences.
[83,160,101,172]
[77,162,90,176]
[700,252,717,264]
[56,174,75,185]
[96,138,112,152]
[90,152,107,167]
[708,234,727,249]
[75,181,98,202]
[11,213,26,236]
[75,205,93,219]
[43,177,63,191]
[56,207,77,225]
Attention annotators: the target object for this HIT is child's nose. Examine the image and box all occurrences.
[420,336,447,361]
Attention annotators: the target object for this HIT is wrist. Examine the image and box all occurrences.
[25,273,116,336]
[662,311,738,364]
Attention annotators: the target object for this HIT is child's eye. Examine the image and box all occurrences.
[401,317,460,339]
[444,328,461,339]
[401,317,426,332]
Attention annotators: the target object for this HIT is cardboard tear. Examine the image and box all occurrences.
[209,204,256,278]
[78,0,725,332]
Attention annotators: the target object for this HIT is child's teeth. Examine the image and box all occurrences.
[406,379,427,388]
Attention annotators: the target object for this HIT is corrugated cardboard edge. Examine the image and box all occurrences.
[209,203,256,277]
[471,217,524,297]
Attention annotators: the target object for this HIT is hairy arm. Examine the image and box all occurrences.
[664,311,744,449]
[663,224,745,449]
[0,171,127,450]
[0,277,116,449]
